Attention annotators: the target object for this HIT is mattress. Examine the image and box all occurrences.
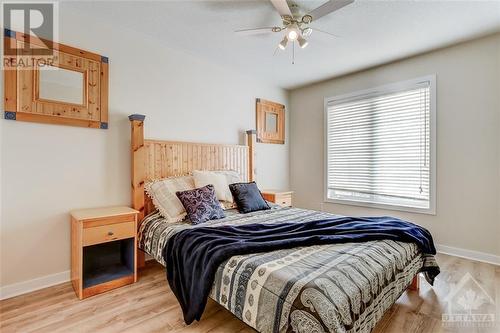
[138,206,438,333]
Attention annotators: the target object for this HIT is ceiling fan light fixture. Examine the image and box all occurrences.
[278,36,288,50]
[301,27,312,37]
[287,30,298,40]
[287,24,299,41]
[298,35,308,49]
[301,15,313,24]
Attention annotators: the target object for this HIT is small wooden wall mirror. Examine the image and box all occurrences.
[3,30,109,129]
[38,66,85,105]
[256,98,285,144]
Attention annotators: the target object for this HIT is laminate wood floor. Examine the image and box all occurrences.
[1,253,499,333]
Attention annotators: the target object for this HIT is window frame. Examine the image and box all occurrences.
[323,75,437,215]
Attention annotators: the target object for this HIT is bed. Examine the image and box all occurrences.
[128,114,440,333]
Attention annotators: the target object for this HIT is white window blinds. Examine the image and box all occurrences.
[325,78,434,211]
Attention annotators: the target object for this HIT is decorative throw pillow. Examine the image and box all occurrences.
[176,184,226,224]
[145,175,195,222]
[193,170,233,202]
[229,182,270,214]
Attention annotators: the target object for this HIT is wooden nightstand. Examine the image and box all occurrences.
[262,190,294,207]
[70,206,139,299]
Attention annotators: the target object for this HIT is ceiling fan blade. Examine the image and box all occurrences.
[269,0,293,18]
[235,27,276,35]
[308,0,354,22]
[311,28,341,38]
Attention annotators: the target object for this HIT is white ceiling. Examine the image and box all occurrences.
[67,0,500,89]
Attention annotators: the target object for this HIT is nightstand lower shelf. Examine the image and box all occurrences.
[83,238,135,289]
[83,265,134,289]
[82,275,135,299]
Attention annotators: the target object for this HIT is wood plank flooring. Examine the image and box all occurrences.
[1,253,498,333]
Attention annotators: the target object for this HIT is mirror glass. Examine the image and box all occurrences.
[38,66,84,105]
[265,113,278,133]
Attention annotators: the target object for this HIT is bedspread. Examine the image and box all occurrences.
[138,206,439,333]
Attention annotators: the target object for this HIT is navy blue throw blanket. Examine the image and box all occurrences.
[163,216,437,324]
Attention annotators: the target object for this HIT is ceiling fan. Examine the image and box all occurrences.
[235,0,354,51]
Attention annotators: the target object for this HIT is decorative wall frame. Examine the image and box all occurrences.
[3,29,109,129]
[256,98,285,144]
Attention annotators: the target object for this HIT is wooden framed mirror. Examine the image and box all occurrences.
[3,30,109,129]
[37,65,85,105]
[256,98,285,144]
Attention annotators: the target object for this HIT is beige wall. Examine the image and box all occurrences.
[290,34,500,257]
[0,5,289,287]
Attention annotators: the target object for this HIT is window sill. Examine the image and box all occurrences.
[324,198,436,215]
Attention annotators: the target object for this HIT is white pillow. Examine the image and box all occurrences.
[145,175,195,222]
[193,170,233,202]
[214,170,241,210]
[214,170,242,185]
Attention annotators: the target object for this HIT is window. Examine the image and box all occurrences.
[324,76,436,214]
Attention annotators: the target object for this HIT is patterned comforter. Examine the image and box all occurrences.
[138,206,439,333]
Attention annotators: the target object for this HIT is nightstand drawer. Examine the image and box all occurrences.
[83,222,135,247]
[262,191,293,207]
[275,194,292,207]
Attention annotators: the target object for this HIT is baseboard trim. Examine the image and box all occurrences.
[0,270,70,300]
[436,244,500,266]
[1,245,498,300]
[1,257,157,300]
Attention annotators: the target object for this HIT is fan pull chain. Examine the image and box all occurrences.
[292,41,295,64]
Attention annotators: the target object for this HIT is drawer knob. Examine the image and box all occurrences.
[107,231,114,236]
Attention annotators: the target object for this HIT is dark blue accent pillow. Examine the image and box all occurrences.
[176,184,225,224]
[229,182,270,214]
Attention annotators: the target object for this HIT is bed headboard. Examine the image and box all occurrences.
[128,114,256,222]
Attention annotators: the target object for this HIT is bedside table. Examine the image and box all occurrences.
[70,206,139,299]
[262,190,294,207]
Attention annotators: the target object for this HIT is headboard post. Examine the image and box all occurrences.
[129,114,146,268]
[246,130,257,182]
[129,114,146,219]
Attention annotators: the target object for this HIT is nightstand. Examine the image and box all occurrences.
[70,206,139,299]
[262,190,294,207]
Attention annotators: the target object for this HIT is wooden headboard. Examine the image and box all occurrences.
[129,114,256,267]
[128,114,256,222]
